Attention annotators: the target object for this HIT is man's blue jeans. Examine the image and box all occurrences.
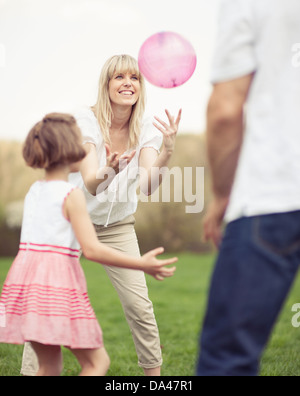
[197,211,300,376]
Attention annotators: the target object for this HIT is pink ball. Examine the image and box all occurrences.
[138,31,197,89]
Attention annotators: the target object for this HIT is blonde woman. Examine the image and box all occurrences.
[22,55,181,376]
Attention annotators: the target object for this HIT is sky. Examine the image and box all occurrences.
[0,0,220,141]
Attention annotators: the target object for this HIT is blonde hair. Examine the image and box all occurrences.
[23,113,86,170]
[92,55,146,149]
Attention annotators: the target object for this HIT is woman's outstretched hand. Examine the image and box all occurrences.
[153,109,182,154]
[141,247,177,281]
[105,144,136,174]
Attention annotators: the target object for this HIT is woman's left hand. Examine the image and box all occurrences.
[153,109,182,154]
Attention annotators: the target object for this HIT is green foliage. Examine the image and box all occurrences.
[0,135,214,256]
[135,134,212,253]
[0,141,43,206]
[0,141,43,256]
[0,203,5,224]
[0,224,20,257]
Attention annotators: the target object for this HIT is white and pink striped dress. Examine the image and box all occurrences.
[0,181,103,349]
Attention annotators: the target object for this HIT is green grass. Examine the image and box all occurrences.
[1,253,300,376]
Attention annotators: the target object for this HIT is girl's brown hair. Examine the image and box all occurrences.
[23,113,86,170]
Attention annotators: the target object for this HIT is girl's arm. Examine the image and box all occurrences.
[65,188,177,280]
[139,109,182,196]
[80,144,136,196]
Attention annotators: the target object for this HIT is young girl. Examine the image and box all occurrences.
[0,113,177,376]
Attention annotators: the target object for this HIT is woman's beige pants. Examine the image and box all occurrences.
[21,215,162,375]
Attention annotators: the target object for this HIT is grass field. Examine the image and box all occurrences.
[1,253,300,376]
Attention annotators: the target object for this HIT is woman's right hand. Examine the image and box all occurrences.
[105,144,136,175]
[141,247,177,281]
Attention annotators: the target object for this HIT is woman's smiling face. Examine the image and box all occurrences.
[109,71,141,108]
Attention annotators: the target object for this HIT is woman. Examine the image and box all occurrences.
[22,54,181,376]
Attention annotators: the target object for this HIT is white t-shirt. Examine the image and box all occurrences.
[69,107,162,226]
[211,0,300,222]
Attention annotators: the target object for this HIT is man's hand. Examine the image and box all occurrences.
[203,196,229,249]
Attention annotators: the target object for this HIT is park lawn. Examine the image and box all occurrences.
[1,253,300,376]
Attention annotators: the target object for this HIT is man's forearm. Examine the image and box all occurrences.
[207,103,244,199]
[206,75,254,199]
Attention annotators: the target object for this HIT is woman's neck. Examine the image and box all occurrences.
[110,103,132,132]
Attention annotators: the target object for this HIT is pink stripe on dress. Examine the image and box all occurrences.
[19,243,80,258]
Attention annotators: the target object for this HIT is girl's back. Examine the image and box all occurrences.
[21,180,80,253]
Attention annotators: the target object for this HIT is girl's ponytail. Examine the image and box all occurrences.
[23,113,86,170]
[23,121,48,169]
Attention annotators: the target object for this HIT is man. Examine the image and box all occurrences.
[198,0,300,376]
